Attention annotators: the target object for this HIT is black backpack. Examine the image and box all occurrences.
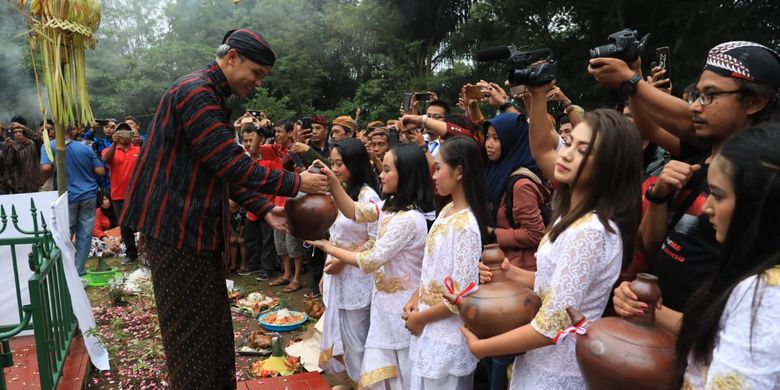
[503,167,553,228]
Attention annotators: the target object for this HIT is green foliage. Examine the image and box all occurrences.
[244,89,296,122]
[3,0,780,126]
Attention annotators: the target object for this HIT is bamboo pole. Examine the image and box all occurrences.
[55,123,67,196]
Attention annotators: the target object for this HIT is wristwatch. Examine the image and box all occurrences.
[498,97,514,112]
[420,142,429,154]
[619,73,642,96]
[420,114,428,129]
[645,184,673,204]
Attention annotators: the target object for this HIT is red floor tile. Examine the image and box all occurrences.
[3,334,89,390]
[240,371,330,390]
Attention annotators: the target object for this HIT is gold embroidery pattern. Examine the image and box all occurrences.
[358,365,398,389]
[450,210,471,232]
[355,201,380,223]
[709,371,746,390]
[331,241,367,251]
[419,281,448,307]
[377,210,403,238]
[357,251,382,273]
[426,220,448,257]
[425,205,471,257]
[762,265,780,287]
[531,288,571,337]
[375,272,411,293]
[680,376,694,390]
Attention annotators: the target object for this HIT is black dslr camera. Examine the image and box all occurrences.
[259,126,275,139]
[590,29,650,63]
[476,45,558,88]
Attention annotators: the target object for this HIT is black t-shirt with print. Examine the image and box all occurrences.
[651,151,720,311]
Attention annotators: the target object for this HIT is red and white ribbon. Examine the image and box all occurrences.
[552,318,588,345]
[444,276,479,305]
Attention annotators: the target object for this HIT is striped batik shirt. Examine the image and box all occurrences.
[121,62,300,256]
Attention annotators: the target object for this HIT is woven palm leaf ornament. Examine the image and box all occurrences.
[14,0,101,161]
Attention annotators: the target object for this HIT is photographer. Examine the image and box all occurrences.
[398,112,480,146]
[102,123,141,265]
[462,81,520,123]
[588,42,780,327]
[290,114,332,167]
[5,122,42,194]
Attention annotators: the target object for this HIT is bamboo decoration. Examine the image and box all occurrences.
[14,0,101,195]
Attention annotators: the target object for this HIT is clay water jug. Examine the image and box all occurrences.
[442,244,541,339]
[284,167,338,240]
[566,273,683,390]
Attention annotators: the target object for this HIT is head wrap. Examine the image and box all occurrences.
[367,120,385,130]
[332,116,357,133]
[222,29,276,67]
[483,112,536,212]
[310,114,328,127]
[704,41,780,90]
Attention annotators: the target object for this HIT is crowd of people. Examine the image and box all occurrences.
[0,116,143,274]
[3,27,779,389]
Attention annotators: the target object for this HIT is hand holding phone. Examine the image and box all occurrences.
[464,84,485,100]
[300,117,312,130]
[414,92,432,102]
[401,93,414,114]
[655,46,671,88]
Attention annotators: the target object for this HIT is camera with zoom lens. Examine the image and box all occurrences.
[476,45,557,87]
[589,29,650,63]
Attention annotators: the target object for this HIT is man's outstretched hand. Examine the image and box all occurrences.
[264,206,288,231]
[299,170,328,194]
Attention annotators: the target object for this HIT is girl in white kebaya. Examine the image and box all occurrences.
[464,94,644,389]
[309,143,434,389]
[403,136,490,389]
[318,138,381,384]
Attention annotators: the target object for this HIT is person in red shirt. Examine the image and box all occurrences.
[102,122,141,264]
[91,194,121,257]
[238,120,291,280]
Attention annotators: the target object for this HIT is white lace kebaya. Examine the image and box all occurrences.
[409,203,482,380]
[683,266,780,390]
[510,212,623,390]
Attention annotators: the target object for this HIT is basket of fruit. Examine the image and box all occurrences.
[258,308,308,332]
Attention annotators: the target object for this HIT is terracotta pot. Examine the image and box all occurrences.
[284,168,338,240]
[567,273,683,390]
[442,244,541,339]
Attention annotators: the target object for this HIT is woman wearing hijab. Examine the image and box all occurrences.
[481,112,549,390]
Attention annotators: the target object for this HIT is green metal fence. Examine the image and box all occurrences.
[0,200,77,390]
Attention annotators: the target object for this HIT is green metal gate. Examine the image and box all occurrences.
[0,200,77,390]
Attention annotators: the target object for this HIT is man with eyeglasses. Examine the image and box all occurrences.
[424,100,450,156]
[589,41,780,318]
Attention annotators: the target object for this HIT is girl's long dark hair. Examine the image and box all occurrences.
[548,109,643,267]
[676,123,780,367]
[439,136,490,243]
[333,138,379,201]
[382,143,434,214]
